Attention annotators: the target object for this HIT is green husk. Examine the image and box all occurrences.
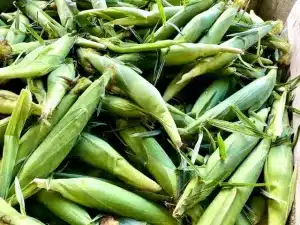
[190,79,234,118]
[42,58,76,118]
[34,177,178,225]
[199,5,238,44]
[78,48,182,148]
[167,103,195,127]
[8,71,112,199]
[36,190,95,225]
[14,77,92,176]
[117,120,178,198]
[73,132,162,192]
[94,39,184,53]
[16,0,67,38]
[264,111,295,225]
[180,69,276,136]
[91,0,108,9]
[235,64,266,79]
[0,34,76,79]
[10,39,56,55]
[174,2,225,42]
[0,197,44,225]
[0,117,9,147]
[196,138,271,225]
[103,95,148,118]
[6,13,29,44]
[55,0,76,31]
[173,108,269,217]
[111,6,183,26]
[27,78,47,104]
[162,43,243,66]
[0,28,9,40]
[0,89,32,199]
[244,195,266,224]
[177,21,278,84]
[153,0,217,40]
[0,90,42,115]
[241,52,273,65]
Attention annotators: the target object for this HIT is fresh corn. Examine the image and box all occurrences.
[117,120,178,198]
[0,89,32,198]
[73,132,162,192]
[8,71,112,199]
[180,69,276,136]
[173,108,269,217]
[34,177,178,225]
[0,197,44,224]
[36,190,95,225]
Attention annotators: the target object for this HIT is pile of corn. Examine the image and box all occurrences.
[0,0,297,224]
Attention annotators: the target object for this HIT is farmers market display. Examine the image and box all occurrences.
[0,0,296,224]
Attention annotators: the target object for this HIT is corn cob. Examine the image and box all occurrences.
[78,48,182,148]
[190,78,234,118]
[196,138,271,225]
[0,34,76,79]
[0,197,44,225]
[73,132,162,192]
[8,71,112,199]
[173,108,269,217]
[36,190,95,225]
[153,0,217,40]
[180,69,276,136]
[42,58,76,118]
[174,2,225,42]
[117,120,178,198]
[14,78,91,175]
[0,89,32,199]
[34,177,178,225]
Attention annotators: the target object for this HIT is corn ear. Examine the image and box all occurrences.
[103,95,148,118]
[117,120,178,198]
[78,48,182,148]
[177,21,279,84]
[0,90,42,115]
[8,71,112,199]
[181,69,276,136]
[174,2,225,42]
[264,111,294,225]
[73,132,162,192]
[6,13,29,44]
[196,138,271,225]
[42,58,76,118]
[0,89,32,199]
[199,5,239,44]
[55,0,76,31]
[0,117,9,147]
[173,108,269,217]
[0,197,44,224]
[162,43,243,66]
[34,177,178,225]
[16,0,67,38]
[153,0,217,40]
[36,190,95,225]
[0,34,76,79]
[191,79,234,118]
[14,77,92,176]
[167,103,195,127]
